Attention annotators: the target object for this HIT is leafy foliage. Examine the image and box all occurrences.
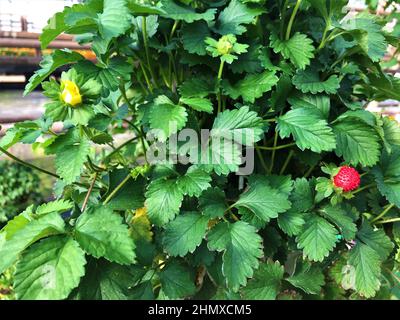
[1,0,400,301]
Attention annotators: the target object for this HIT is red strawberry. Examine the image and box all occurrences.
[333,166,361,192]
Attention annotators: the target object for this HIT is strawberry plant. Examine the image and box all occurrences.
[1,0,400,300]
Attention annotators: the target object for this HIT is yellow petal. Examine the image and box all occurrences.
[61,80,82,107]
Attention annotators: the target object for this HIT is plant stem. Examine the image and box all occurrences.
[374,217,400,225]
[256,147,269,173]
[0,146,59,179]
[371,203,395,223]
[269,131,279,173]
[104,136,139,161]
[169,20,179,41]
[280,149,294,175]
[285,0,302,40]
[264,118,276,123]
[304,163,316,178]
[103,174,132,205]
[351,183,375,195]
[317,21,331,50]
[217,60,225,114]
[142,17,157,88]
[81,172,98,212]
[257,142,296,151]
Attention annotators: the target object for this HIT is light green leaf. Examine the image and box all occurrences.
[278,209,305,236]
[320,205,357,240]
[180,97,213,114]
[24,50,84,95]
[286,263,325,294]
[215,0,264,35]
[292,70,340,94]
[382,116,400,147]
[242,261,284,300]
[14,236,86,300]
[234,176,291,224]
[357,222,394,260]
[0,212,65,274]
[75,206,136,264]
[288,94,331,119]
[198,187,227,218]
[160,0,216,23]
[223,71,279,103]
[36,200,74,216]
[289,178,314,212]
[270,33,315,70]
[333,118,381,167]
[145,178,184,226]
[177,167,212,197]
[296,215,338,262]
[348,243,381,298]
[277,107,336,152]
[163,212,209,257]
[211,106,265,146]
[207,221,264,291]
[98,0,131,40]
[178,75,217,98]
[159,261,196,299]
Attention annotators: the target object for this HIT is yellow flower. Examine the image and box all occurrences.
[61,80,82,107]
[217,35,234,55]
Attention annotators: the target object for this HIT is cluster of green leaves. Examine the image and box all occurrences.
[1,0,400,300]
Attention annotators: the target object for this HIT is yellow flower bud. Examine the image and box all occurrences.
[217,35,233,55]
[61,80,82,107]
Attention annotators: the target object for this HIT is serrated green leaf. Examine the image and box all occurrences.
[270,33,315,70]
[163,212,209,257]
[14,236,86,300]
[234,176,291,224]
[177,167,212,197]
[290,178,314,212]
[348,243,381,298]
[75,206,136,264]
[0,212,65,274]
[296,215,338,262]
[320,205,357,240]
[207,221,263,291]
[145,178,184,226]
[286,263,325,294]
[198,187,227,218]
[215,0,264,35]
[181,21,210,55]
[382,116,400,147]
[277,107,336,152]
[36,200,74,216]
[357,222,394,260]
[178,76,217,98]
[159,261,196,299]
[333,118,381,167]
[242,261,284,300]
[292,70,340,94]
[288,94,331,119]
[98,0,131,40]
[160,0,216,22]
[180,97,213,114]
[229,43,264,74]
[223,71,279,103]
[277,209,305,236]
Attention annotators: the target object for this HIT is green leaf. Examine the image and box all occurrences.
[163,212,209,257]
[372,147,400,207]
[14,236,86,300]
[223,71,279,103]
[333,118,381,167]
[177,167,212,197]
[180,97,213,114]
[149,96,188,142]
[320,205,357,240]
[277,210,305,236]
[145,178,184,226]
[270,33,315,70]
[296,215,338,262]
[348,243,381,298]
[357,222,394,260]
[241,261,284,300]
[36,200,74,216]
[382,116,400,147]
[229,43,264,74]
[181,21,210,55]
[159,261,196,299]
[289,178,314,212]
[286,263,325,294]
[127,0,166,15]
[207,221,264,291]
[215,0,264,35]
[98,0,131,40]
[178,75,217,98]
[160,0,216,23]
[211,106,265,146]
[288,94,331,119]
[198,187,227,218]
[0,212,65,274]
[234,176,291,224]
[24,50,84,95]
[75,206,136,264]
[292,70,340,94]
[277,108,336,152]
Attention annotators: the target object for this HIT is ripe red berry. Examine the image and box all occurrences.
[333,166,361,192]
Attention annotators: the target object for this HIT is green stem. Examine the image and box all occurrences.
[0,146,59,179]
[103,174,132,205]
[264,118,276,123]
[374,217,400,225]
[257,142,296,151]
[104,136,139,161]
[280,150,294,175]
[269,131,279,173]
[304,164,316,178]
[169,20,179,41]
[142,17,157,88]
[317,21,331,50]
[371,204,395,223]
[256,147,269,173]
[217,60,225,114]
[81,172,98,212]
[285,0,302,40]
[351,183,375,195]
